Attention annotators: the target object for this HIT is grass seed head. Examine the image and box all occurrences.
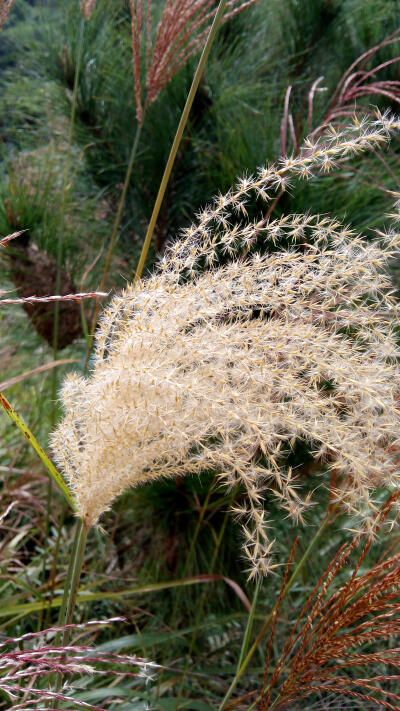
[52,114,400,576]
[129,0,260,123]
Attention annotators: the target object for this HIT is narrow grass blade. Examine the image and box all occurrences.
[0,390,75,510]
[0,359,78,390]
[0,573,250,619]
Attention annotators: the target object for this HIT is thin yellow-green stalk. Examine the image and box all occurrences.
[134,0,229,280]
[0,390,75,511]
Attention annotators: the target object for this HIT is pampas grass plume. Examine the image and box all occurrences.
[52,114,400,577]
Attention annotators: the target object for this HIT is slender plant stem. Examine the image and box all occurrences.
[0,391,75,510]
[52,519,89,708]
[237,576,262,670]
[134,0,229,281]
[85,120,143,367]
[217,514,332,711]
[54,519,83,645]
[63,521,89,633]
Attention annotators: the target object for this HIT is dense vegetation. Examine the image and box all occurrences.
[1,1,400,709]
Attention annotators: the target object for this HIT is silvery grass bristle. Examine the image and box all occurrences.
[52,113,400,578]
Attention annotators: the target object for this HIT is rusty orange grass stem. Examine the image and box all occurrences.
[0,0,15,31]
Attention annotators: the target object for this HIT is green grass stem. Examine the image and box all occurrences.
[52,518,88,708]
[217,513,332,710]
[0,390,75,511]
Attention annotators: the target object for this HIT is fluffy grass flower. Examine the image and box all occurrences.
[52,114,400,576]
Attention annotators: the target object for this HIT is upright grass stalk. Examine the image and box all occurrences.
[50,519,88,709]
[134,0,229,281]
[236,576,262,670]
[217,514,333,710]
[59,519,89,637]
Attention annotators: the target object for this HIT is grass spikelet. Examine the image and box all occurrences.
[81,0,96,20]
[52,114,400,577]
[0,618,153,710]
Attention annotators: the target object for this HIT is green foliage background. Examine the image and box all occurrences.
[1,1,400,708]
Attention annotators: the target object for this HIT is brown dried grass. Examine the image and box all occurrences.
[259,492,400,710]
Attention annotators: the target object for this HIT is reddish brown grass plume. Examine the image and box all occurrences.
[128,0,260,123]
[0,0,15,31]
[281,29,400,154]
[258,493,400,710]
